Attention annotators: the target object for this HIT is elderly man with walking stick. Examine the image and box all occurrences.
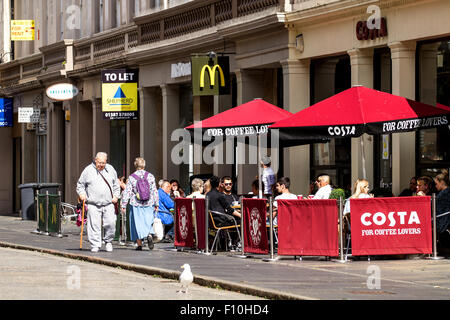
[77,152,120,252]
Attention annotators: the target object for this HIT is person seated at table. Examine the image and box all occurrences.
[398,176,418,197]
[434,170,450,242]
[158,180,175,242]
[343,179,373,217]
[186,178,205,199]
[203,179,212,195]
[416,176,434,196]
[207,176,241,227]
[314,175,333,199]
[221,176,239,207]
[271,177,298,225]
[248,179,263,198]
[170,179,185,199]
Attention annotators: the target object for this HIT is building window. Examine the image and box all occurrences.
[417,40,450,177]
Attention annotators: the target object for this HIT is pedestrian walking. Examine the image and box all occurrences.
[121,157,159,251]
[76,152,120,252]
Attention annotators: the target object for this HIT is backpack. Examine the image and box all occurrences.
[131,171,150,202]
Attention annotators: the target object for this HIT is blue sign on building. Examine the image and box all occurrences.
[0,98,13,127]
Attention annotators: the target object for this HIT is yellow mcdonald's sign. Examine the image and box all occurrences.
[192,56,230,96]
[199,64,226,89]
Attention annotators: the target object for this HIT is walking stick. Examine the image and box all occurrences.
[79,200,86,250]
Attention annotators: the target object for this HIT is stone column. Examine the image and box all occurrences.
[192,95,214,176]
[2,0,11,62]
[348,48,374,187]
[103,0,117,30]
[91,99,110,158]
[389,41,417,196]
[213,95,233,179]
[139,87,163,179]
[161,84,180,180]
[419,43,440,105]
[281,59,311,195]
[49,102,65,188]
[82,0,100,36]
[235,69,265,194]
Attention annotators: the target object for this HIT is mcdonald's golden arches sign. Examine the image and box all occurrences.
[191,56,230,96]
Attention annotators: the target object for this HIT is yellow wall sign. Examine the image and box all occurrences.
[101,69,139,120]
[11,20,35,41]
[191,56,230,96]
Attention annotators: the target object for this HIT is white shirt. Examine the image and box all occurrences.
[344,193,372,214]
[272,192,297,226]
[186,191,205,199]
[262,167,276,195]
[274,192,298,208]
[314,184,333,199]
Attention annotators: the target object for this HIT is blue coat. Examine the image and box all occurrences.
[157,188,174,225]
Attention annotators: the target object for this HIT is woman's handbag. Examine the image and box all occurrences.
[153,217,164,241]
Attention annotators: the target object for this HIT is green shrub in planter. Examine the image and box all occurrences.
[329,188,346,201]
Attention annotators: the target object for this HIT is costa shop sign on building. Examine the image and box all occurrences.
[350,197,432,256]
[356,18,388,40]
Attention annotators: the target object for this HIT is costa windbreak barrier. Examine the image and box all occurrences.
[191,56,230,96]
[242,198,268,254]
[175,198,195,248]
[269,86,450,142]
[350,196,432,256]
[194,198,206,250]
[277,199,339,257]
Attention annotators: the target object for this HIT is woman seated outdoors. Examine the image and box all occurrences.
[415,176,435,196]
[343,179,373,231]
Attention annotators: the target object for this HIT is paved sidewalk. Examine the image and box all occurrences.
[1,215,450,300]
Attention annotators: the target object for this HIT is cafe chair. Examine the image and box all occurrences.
[209,210,241,253]
[343,213,352,257]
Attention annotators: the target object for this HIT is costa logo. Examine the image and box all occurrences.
[250,207,262,245]
[327,126,356,137]
[178,205,189,240]
[360,211,421,227]
[356,18,388,41]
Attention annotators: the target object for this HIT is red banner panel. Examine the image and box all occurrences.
[242,198,268,254]
[174,198,195,248]
[350,197,432,256]
[194,198,206,250]
[278,200,339,257]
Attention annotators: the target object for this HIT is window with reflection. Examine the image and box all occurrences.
[417,40,450,177]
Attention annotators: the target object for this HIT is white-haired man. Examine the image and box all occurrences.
[314,175,333,199]
[77,152,120,252]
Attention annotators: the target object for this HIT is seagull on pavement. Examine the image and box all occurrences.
[178,263,193,293]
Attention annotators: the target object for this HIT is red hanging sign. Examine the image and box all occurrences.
[278,199,339,257]
[174,198,195,248]
[350,197,432,256]
[242,198,268,254]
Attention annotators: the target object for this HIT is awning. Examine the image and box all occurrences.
[270,86,450,142]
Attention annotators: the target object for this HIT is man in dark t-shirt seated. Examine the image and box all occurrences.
[221,176,239,208]
[206,176,241,227]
